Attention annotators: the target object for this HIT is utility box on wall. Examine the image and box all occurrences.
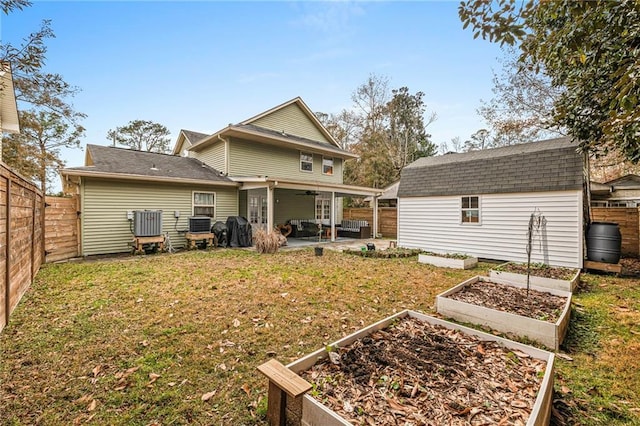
[133,210,163,237]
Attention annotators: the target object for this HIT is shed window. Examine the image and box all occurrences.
[461,196,479,224]
[193,191,215,217]
[300,152,313,172]
[322,157,334,175]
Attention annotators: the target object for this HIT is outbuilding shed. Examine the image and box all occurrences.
[397,137,585,268]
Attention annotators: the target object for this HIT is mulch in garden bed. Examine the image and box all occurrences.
[344,248,423,258]
[300,317,547,426]
[496,263,577,281]
[447,281,567,322]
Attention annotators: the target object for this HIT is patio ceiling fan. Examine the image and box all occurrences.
[296,190,320,196]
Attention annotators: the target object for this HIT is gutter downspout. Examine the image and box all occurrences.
[217,134,230,175]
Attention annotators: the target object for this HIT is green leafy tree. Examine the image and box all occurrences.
[1,0,86,193]
[319,75,437,192]
[385,87,437,173]
[463,129,492,152]
[3,110,84,194]
[459,0,640,161]
[107,120,172,153]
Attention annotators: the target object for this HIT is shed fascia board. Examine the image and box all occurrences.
[239,97,341,149]
[0,61,20,133]
[61,169,240,187]
[190,125,357,160]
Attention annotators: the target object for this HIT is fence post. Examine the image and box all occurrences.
[31,191,36,281]
[4,176,11,327]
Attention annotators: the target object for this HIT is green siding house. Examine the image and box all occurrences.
[62,97,380,256]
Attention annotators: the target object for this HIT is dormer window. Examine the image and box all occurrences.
[300,152,313,172]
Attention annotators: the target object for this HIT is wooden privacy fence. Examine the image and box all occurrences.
[343,207,397,238]
[591,207,640,257]
[44,195,80,262]
[1,163,44,333]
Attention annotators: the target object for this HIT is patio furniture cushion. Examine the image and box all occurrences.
[340,220,369,232]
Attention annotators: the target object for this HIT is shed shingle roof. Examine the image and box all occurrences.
[64,144,232,183]
[398,137,584,197]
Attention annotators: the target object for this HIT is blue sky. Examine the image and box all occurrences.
[3,1,505,190]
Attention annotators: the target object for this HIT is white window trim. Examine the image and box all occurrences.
[315,195,331,224]
[192,191,216,217]
[460,195,481,225]
[322,156,334,175]
[300,151,313,173]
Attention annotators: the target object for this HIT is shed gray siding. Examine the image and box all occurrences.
[80,179,237,256]
[398,191,583,268]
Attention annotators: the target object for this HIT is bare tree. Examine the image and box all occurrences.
[479,48,565,146]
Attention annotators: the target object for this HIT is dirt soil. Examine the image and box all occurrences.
[621,257,640,277]
[301,317,547,426]
[447,281,567,322]
[498,263,577,280]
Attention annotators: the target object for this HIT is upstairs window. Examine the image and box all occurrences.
[193,191,215,217]
[322,157,334,175]
[461,196,479,224]
[300,152,313,172]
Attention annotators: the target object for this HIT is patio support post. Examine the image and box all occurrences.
[330,191,336,242]
[373,195,379,239]
[267,185,274,232]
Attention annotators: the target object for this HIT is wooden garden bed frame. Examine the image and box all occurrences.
[258,310,555,426]
[436,276,572,351]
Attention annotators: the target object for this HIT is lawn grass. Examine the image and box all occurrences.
[0,249,639,425]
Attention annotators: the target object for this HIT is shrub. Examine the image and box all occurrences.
[254,228,285,254]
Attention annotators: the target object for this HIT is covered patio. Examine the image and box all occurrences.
[235,177,382,242]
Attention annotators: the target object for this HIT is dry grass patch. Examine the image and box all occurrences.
[0,249,482,425]
[2,249,639,425]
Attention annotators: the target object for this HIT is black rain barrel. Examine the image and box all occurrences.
[587,222,622,264]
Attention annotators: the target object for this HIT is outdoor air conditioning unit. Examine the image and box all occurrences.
[133,210,163,237]
[189,216,211,233]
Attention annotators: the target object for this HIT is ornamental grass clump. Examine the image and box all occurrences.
[254,228,284,254]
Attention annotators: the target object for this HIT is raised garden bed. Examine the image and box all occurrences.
[270,310,554,426]
[436,276,572,351]
[489,262,580,292]
[418,252,478,269]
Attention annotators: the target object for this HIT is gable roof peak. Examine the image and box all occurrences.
[239,96,340,148]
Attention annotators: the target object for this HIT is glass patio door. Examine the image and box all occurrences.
[249,195,268,226]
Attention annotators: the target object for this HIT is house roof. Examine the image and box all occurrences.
[0,61,20,133]
[62,144,236,186]
[188,97,357,160]
[181,129,209,145]
[364,180,399,202]
[190,123,358,159]
[604,174,640,189]
[171,129,210,155]
[398,137,584,197]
